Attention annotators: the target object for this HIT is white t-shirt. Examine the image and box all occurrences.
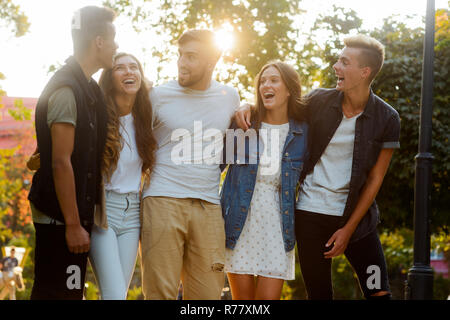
[104,113,143,194]
[296,114,360,216]
[143,80,240,204]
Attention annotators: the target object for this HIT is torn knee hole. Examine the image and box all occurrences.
[211,263,224,272]
[371,291,390,296]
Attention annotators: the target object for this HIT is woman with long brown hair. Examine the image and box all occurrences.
[89,53,156,300]
[220,61,308,299]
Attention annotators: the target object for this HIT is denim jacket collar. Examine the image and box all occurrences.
[288,118,304,135]
[282,119,304,152]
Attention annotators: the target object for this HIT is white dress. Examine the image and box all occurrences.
[225,122,295,280]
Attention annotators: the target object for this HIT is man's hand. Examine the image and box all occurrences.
[65,224,90,254]
[324,226,354,259]
[234,103,253,131]
[323,148,395,259]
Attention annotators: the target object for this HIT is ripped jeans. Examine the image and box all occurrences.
[140,196,225,300]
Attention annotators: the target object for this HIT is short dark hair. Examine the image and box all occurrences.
[178,29,222,62]
[71,6,116,55]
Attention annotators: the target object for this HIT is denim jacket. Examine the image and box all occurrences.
[220,119,308,252]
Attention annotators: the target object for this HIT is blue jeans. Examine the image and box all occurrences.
[89,190,140,300]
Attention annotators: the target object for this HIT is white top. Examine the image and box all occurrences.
[143,80,240,204]
[225,122,295,280]
[104,113,143,194]
[296,114,360,216]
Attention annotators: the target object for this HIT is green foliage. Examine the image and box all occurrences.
[0,0,30,98]
[371,11,450,232]
[434,274,450,300]
[0,148,35,300]
[302,7,450,232]
[105,0,304,95]
[0,148,33,245]
[300,5,363,90]
[8,98,32,121]
[0,0,30,37]
[281,228,450,300]
[84,281,99,300]
[127,285,144,300]
[0,72,5,99]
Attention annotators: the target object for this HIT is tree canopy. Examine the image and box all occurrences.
[106,0,304,96]
[0,0,29,37]
[0,0,29,99]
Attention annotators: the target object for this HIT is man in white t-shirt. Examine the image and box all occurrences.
[140,29,240,300]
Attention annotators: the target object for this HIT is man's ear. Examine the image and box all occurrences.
[95,35,104,50]
[362,66,372,81]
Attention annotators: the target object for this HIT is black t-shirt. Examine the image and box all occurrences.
[1,257,19,272]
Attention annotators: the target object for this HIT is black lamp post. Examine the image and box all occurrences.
[405,0,435,300]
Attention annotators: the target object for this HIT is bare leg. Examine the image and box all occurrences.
[254,276,284,300]
[371,291,390,297]
[227,273,256,300]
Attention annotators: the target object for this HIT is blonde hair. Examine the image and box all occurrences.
[344,34,385,82]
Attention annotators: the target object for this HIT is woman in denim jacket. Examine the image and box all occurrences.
[220,61,308,299]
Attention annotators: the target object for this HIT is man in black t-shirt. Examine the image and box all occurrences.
[1,247,19,272]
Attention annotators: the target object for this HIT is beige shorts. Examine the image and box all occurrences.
[140,196,225,300]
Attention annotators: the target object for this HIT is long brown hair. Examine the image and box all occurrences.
[99,52,156,184]
[253,61,307,130]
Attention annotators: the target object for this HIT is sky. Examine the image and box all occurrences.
[0,0,448,98]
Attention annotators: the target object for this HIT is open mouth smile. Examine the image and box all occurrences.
[122,78,136,85]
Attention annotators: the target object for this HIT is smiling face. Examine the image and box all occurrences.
[111,55,142,96]
[333,47,371,92]
[258,66,290,112]
[177,40,211,88]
